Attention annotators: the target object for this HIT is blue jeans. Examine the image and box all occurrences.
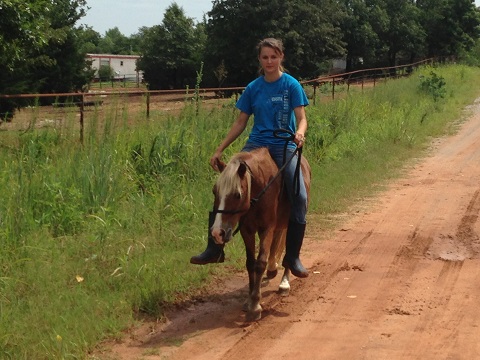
[242,144,308,224]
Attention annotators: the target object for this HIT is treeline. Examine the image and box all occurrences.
[1,0,480,118]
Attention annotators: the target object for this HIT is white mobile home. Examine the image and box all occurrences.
[86,54,143,82]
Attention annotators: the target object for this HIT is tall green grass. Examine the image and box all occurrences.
[306,65,480,214]
[1,64,479,359]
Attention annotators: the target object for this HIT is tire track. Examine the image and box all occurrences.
[456,189,480,257]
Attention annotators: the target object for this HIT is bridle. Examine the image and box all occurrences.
[211,161,252,216]
[210,129,303,237]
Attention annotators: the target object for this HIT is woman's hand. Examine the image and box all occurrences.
[210,151,223,172]
[294,132,305,148]
[293,106,307,148]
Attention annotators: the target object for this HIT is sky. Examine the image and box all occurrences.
[81,0,480,37]
[80,0,214,36]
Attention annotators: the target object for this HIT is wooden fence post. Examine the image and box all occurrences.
[146,91,150,118]
[332,78,335,100]
[80,93,84,144]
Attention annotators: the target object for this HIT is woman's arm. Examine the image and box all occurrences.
[294,106,307,148]
[210,111,250,171]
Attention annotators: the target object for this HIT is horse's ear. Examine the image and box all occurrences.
[217,159,227,172]
[237,162,248,178]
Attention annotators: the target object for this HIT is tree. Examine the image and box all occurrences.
[417,0,480,58]
[77,26,102,54]
[0,0,52,69]
[0,0,94,119]
[0,0,53,119]
[286,0,346,77]
[137,3,206,89]
[339,0,384,71]
[373,0,426,67]
[96,27,138,54]
[30,0,92,95]
[204,0,346,87]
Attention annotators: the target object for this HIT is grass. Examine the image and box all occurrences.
[1,64,480,359]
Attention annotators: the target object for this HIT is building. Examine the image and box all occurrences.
[86,54,143,82]
[330,58,347,75]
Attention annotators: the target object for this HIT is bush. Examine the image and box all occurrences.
[418,71,447,102]
[98,65,114,82]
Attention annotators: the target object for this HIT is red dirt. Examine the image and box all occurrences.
[96,100,480,359]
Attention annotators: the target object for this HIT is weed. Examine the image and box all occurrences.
[418,71,447,101]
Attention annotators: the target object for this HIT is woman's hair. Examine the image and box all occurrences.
[257,38,285,74]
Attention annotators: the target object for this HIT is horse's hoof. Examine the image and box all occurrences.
[278,279,290,297]
[278,287,290,297]
[246,309,262,322]
[245,303,262,322]
[265,269,278,279]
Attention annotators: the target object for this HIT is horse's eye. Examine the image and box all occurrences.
[235,192,241,199]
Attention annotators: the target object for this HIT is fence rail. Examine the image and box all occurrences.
[302,58,433,102]
[1,58,436,142]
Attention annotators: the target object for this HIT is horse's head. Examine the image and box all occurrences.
[210,157,251,245]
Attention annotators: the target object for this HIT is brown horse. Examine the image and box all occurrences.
[211,147,311,321]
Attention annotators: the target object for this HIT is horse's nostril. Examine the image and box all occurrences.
[224,228,233,242]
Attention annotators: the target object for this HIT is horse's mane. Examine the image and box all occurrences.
[216,154,252,197]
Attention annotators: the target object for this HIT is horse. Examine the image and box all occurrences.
[210,146,311,322]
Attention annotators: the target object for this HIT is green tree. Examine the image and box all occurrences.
[461,37,480,66]
[417,0,480,58]
[339,0,384,70]
[375,0,426,67]
[29,0,92,95]
[97,27,138,54]
[137,3,205,89]
[0,0,53,119]
[204,0,345,87]
[0,0,94,119]
[77,26,102,54]
[0,0,52,68]
[288,0,346,76]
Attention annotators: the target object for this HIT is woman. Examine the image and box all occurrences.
[190,37,309,278]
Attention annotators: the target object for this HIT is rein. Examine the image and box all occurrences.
[250,129,303,206]
[211,129,303,237]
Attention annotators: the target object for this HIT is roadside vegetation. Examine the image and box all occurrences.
[1,64,480,359]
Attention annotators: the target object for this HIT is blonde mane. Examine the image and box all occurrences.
[216,155,251,198]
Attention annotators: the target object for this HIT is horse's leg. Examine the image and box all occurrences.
[266,229,286,279]
[245,229,272,322]
[275,228,290,295]
[278,267,291,296]
[242,232,257,313]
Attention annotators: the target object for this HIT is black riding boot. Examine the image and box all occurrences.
[190,212,225,265]
[282,221,308,278]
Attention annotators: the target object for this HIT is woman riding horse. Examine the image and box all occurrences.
[190,37,309,278]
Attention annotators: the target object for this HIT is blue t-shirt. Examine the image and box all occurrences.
[236,72,309,149]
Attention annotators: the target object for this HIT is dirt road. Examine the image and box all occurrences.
[104,100,480,360]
